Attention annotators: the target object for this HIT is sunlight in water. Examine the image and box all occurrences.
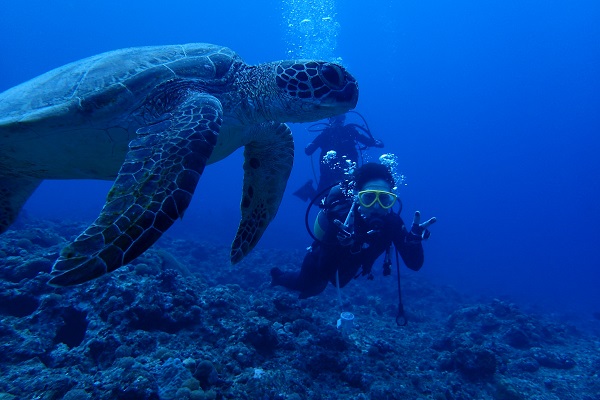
[282,0,341,63]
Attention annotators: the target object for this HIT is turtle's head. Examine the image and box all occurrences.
[266,60,359,122]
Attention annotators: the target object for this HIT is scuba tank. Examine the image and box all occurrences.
[313,209,328,242]
[304,182,354,244]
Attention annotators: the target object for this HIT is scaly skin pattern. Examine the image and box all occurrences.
[0,43,359,286]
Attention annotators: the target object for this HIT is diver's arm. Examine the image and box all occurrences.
[305,133,324,155]
[399,240,424,271]
[351,127,383,148]
[391,215,424,271]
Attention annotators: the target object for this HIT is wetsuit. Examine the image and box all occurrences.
[272,186,423,299]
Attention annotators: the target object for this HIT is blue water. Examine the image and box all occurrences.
[1,0,599,315]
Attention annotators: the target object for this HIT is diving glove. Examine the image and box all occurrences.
[407,211,437,242]
[334,219,354,246]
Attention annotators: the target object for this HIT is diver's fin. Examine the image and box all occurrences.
[292,179,316,202]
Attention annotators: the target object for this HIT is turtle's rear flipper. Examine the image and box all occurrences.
[0,177,41,234]
[49,93,222,286]
[230,122,294,264]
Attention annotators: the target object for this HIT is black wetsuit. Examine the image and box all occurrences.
[306,124,380,194]
[273,186,424,299]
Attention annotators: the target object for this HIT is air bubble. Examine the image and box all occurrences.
[282,0,341,63]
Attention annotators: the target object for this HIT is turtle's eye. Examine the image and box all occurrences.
[319,64,344,89]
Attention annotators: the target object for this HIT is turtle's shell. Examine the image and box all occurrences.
[0,43,240,124]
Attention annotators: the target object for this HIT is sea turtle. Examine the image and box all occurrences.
[0,43,358,286]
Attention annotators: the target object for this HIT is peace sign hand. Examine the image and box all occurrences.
[408,211,437,242]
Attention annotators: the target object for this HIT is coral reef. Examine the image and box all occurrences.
[0,216,599,399]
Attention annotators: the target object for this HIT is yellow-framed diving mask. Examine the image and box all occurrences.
[357,190,397,209]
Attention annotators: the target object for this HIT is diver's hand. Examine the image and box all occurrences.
[333,219,353,246]
[407,211,436,242]
[374,139,384,148]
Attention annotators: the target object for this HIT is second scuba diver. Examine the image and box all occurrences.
[293,112,384,202]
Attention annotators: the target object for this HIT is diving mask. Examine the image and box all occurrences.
[357,190,397,209]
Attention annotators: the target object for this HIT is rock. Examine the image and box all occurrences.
[454,347,497,380]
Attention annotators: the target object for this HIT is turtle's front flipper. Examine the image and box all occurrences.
[231,122,294,263]
[49,93,223,286]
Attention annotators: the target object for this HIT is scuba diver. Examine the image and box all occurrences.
[272,162,436,302]
[293,112,384,202]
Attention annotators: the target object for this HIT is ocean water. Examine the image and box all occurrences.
[1,0,599,317]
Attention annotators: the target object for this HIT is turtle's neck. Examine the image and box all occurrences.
[233,63,284,123]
